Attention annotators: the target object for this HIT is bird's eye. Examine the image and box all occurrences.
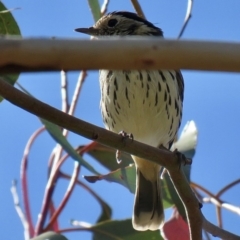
[107,19,118,27]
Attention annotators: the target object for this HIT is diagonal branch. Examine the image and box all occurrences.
[1,79,240,240]
[0,78,184,169]
[0,78,202,238]
[202,213,240,240]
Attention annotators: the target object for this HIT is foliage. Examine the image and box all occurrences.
[1,1,240,240]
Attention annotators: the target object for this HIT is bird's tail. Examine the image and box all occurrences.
[133,168,164,231]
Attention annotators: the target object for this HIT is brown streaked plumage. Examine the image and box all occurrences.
[75,11,184,231]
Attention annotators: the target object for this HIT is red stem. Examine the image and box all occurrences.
[35,154,68,235]
[44,142,95,231]
[49,201,59,231]
[44,162,80,231]
[216,178,240,198]
[21,126,45,237]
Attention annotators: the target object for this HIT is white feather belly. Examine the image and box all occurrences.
[99,70,181,148]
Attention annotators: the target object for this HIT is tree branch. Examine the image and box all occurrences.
[1,38,240,72]
[0,78,203,238]
[2,79,240,239]
[0,78,181,169]
[202,214,240,240]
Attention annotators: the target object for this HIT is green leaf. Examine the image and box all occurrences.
[0,2,21,102]
[87,0,101,22]
[86,121,198,215]
[0,3,21,35]
[17,83,100,175]
[41,119,100,175]
[85,164,174,209]
[30,231,68,240]
[85,165,136,194]
[97,199,112,223]
[161,178,174,209]
[86,143,133,171]
[91,219,163,240]
[167,121,198,219]
[172,120,198,161]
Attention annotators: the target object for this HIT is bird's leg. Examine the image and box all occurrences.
[158,144,169,179]
[119,130,134,141]
[173,149,192,168]
[116,131,134,164]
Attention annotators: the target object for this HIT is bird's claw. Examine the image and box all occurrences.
[173,149,192,169]
[116,131,134,164]
[118,130,134,141]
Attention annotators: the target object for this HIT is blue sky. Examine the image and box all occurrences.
[1,0,240,239]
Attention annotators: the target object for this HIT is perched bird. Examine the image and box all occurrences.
[75,11,184,231]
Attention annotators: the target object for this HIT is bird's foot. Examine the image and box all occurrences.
[118,130,134,141]
[173,149,192,169]
[116,131,134,164]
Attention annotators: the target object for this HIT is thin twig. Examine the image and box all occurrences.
[35,152,68,235]
[193,181,240,227]
[191,181,218,199]
[21,126,45,237]
[216,178,240,198]
[101,0,110,16]
[44,161,80,231]
[44,141,98,230]
[60,70,69,113]
[202,213,240,240]
[178,0,193,39]
[47,150,56,175]
[52,70,87,167]
[130,0,145,19]
[192,181,224,228]
[11,180,30,240]
[216,205,223,230]
[1,79,239,240]
[68,70,87,116]
[203,197,240,215]
[59,170,111,220]
[203,229,211,240]
[0,7,21,14]
[49,201,59,231]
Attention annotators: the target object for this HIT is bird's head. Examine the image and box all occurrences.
[75,11,163,36]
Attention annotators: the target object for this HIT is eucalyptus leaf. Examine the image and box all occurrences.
[167,121,198,219]
[92,219,163,240]
[41,119,100,175]
[85,164,174,209]
[17,84,100,175]
[0,2,21,102]
[86,143,133,171]
[87,0,101,22]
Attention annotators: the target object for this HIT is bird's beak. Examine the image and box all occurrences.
[75,27,99,36]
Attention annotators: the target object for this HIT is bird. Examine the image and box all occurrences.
[75,11,184,231]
